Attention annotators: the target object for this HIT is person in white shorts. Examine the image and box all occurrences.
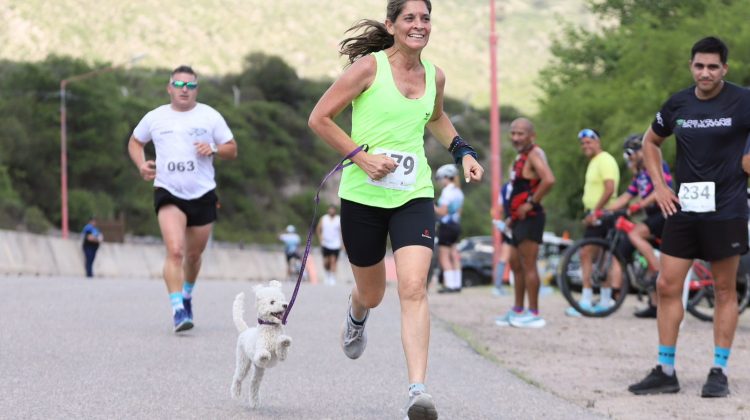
[317,205,342,285]
[128,65,238,333]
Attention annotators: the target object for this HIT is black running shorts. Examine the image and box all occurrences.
[340,198,435,267]
[510,213,545,246]
[661,214,748,261]
[154,188,218,227]
[322,247,341,258]
[437,222,461,246]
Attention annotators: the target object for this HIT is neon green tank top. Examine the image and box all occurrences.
[338,50,436,208]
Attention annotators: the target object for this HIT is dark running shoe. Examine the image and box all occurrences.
[634,304,657,318]
[701,367,729,398]
[173,308,194,333]
[628,365,680,395]
[183,297,193,321]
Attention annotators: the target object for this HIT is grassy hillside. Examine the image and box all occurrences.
[1,0,595,113]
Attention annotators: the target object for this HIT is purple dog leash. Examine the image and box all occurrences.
[280,144,367,325]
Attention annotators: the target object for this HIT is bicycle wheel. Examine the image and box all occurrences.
[687,264,750,322]
[556,237,630,317]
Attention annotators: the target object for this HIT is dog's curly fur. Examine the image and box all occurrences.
[230,280,292,408]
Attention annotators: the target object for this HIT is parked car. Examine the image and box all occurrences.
[430,233,571,288]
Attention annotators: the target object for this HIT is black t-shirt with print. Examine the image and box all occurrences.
[651,81,750,220]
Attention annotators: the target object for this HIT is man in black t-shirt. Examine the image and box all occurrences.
[628,37,750,398]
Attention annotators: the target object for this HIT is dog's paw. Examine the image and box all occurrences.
[230,382,242,399]
[278,335,292,348]
[255,350,272,367]
[249,395,261,409]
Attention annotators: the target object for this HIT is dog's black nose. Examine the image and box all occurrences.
[282,303,288,309]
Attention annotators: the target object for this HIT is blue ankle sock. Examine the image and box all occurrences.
[512,306,524,314]
[714,346,731,371]
[409,383,425,396]
[658,344,676,375]
[182,281,195,299]
[170,292,184,313]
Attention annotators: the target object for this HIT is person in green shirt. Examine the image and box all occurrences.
[566,128,621,317]
[308,1,483,417]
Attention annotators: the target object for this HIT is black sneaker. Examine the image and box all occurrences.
[701,367,729,398]
[628,365,680,395]
[634,304,657,318]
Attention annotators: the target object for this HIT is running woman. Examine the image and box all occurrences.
[128,65,237,333]
[308,1,483,417]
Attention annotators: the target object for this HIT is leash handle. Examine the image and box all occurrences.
[281,144,367,324]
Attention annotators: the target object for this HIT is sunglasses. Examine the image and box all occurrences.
[623,149,635,160]
[171,80,198,90]
[577,128,599,141]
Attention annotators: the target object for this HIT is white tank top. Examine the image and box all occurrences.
[319,214,342,249]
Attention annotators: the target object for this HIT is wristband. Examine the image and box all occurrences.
[628,203,642,214]
[448,135,478,165]
[593,209,604,218]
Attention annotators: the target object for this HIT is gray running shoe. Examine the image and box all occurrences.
[340,297,369,359]
[402,392,438,420]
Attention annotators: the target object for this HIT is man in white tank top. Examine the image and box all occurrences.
[128,65,238,333]
[317,205,342,285]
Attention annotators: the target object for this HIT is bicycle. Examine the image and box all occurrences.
[556,209,642,317]
[686,257,750,322]
[557,209,750,318]
[287,253,309,283]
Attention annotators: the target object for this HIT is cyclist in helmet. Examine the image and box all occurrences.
[606,133,674,318]
[434,164,465,293]
[279,224,301,278]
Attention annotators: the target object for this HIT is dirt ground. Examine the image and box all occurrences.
[429,285,750,420]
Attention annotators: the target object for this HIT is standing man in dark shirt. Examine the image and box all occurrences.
[629,36,750,398]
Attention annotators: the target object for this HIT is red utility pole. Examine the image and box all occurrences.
[489,0,503,281]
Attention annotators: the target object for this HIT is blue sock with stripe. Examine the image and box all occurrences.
[183,281,195,299]
[658,345,676,376]
[169,292,184,313]
[714,346,731,373]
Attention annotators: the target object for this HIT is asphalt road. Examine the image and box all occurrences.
[1,276,601,419]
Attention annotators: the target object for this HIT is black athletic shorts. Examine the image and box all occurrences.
[661,214,748,261]
[643,210,666,238]
[437,222,461,246]
[340,197,435,267]
[510,213,545,246]
[322,247,340,258]
[583,216,615,239]
[154,187,218,227]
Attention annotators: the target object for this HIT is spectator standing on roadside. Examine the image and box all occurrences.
[629,36,750,398]
[128,65,238,333]
[81,216,103,278]
[566,128,620,317]
[494,118,555,328]
[434,163,464,293]
[492,181,513,296]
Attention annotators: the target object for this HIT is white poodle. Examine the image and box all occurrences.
[230,280,292,408]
